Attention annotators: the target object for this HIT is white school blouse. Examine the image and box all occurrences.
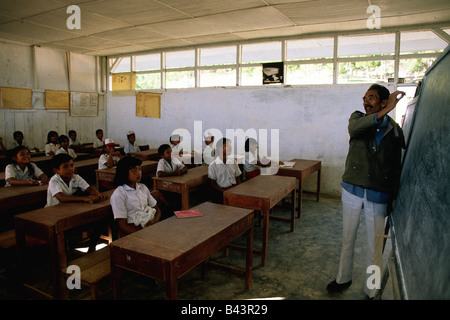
[124,141,140,154]
[208,156,242,189]
[56,147,77,159]
[4,163,44,187]
[156,158,185,177]
[110,183,157,223]
[45,143,60,156]
[93,138,104,148]
[46,173,90,207]
[98,153,121,169]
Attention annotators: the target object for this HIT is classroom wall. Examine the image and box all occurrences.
[106,84,394,195]
[0,41,106,150]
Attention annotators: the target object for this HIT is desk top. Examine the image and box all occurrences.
[14,189,115,233]
[95,160,158,175]
[279,159,321,171]
[111,202,253,261]
[224,175,296,200]
[153,165,208,185]
[129,149,159,160]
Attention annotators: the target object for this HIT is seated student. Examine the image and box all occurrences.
[203,131,216,165]
[124,130,140,155]
[46,153,106,207]
[44,131,60,156]
[0,137,6,155]
[93,129,104,149]
[4,146,48,187]
[98,138,123,169]
[156,143,187,177]
[208,138,242,204]
[46,153,107,252]
[56,135,77,159]
[110,156,161,236]
[68,130,83,146]
[12,131,39,152]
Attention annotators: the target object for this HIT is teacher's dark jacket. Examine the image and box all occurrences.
[342,111,405,197]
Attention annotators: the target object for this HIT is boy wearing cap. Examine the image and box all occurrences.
[124,130,141,155]
[99,138,123,169]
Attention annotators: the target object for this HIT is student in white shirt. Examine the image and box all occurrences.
[203,131,216,165]
[110,156,161,236]
[56,135,77,159]
[98,138,123,169]
[68,130,83,146]
[156,144,187,177]
[93,129,104,149]
[124,130,141,155]
[44,131,60,156]
[46,153,106,207]
[12,131,39,152]
[208,138,241,204]
[4,146,48,187]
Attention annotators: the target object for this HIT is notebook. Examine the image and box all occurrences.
[174,209,203,218]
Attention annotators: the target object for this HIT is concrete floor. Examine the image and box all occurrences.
[0,192,394,301]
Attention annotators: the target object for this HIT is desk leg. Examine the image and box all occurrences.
[290,189,295,232]
[297,178,303,218]
[56,232,67,299]
[181,185,189,210]
[165,264,178,300]
[111,264,123,299]
[316,168,321,202]
[245,223,254,290]
[261,207,269,267]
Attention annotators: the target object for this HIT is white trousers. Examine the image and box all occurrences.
[336,187,387,297]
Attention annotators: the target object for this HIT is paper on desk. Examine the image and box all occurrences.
[280,161,296,168]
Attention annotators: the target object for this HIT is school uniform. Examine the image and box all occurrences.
[208,156,241,189]
[56,147,77,159]
[93,138,104,148]
[203,144,216,165]
[244,151,261,179]
[110,183,157,225]
[124,141,140,154]
[4,163,44,187]
[156,158,185,177]
[46,173,90,207]
[69,139,83,146]
[45,143,60,156]
[98,153,121,169]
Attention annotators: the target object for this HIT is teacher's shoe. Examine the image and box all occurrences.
[326,280,352,292]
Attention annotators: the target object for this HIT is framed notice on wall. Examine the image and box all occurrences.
[45,90,70,110]
[1,87,32,110]
[136,92,161,118]
[70,92,99,117]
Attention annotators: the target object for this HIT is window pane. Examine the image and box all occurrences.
[287,38,334,61]
[242,42,281,64]
[338,60,394,83]
[200,68,236,87]
[166,50,195,69]
[338,34,395,57]
[136,73,161,90]
[399,58,436,83]
[240,66,262,85]
[111,57,130,73]
[165,71,195,89]
[136,54,160,71]
[400,31,447,54]
[200,46,236,66]
[287,63,333,84]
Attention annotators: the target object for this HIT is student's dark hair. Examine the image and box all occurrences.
[58,135,69,144]
[113,156,142,187]
[369,84,390,102]
[68,130,76,136]
[158,144,171,155]
[95,129,103,135]
[13,131,23,139]
[245,138,258,152]
[51,153,73,170]
[8,146,35,176]
[216,138,230,150]
[46,131,58,144]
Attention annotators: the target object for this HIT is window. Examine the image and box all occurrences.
[136,73,161,90]
[400,31,447,54]
[287,38,334,61]
[165,71,195,89]
[200,46,236,66]
[110,56,131,73]
[338,34,395,57]
[135,53,160,71]
[242,42,281,64]
[241,66,263,86]
[287,63,333,85]
[166,50,195,69]
[200,68,236,87]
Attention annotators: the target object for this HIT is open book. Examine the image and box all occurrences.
[174,209,203,218]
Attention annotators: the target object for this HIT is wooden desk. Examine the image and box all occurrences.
[0,184,48,231]
[153,165,209,210]
[14,189,114,299]
[111,202,254,300]
[277,159,321,218]
[129,149,160,161]
[223,175,296,266]
[95,160,158,191]
[32,153,92,177]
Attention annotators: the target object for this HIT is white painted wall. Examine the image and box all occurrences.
[0,42,105,150]
[106,84,395,195]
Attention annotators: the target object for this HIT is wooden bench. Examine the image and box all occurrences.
[62,246,111,300]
